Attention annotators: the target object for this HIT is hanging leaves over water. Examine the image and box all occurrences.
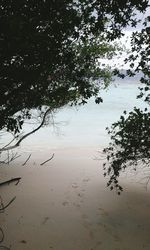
[0,0,149,134]
[103,10,150,193]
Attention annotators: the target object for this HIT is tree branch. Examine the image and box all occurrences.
[0,108,51,152]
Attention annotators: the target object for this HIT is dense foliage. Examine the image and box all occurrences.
[0,0,149,135]
[103,13,150,193]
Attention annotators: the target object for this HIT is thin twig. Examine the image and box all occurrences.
[7,153,21,164]
[40,153,55,166]
[9,154,21,163]
[22,154,31,166]
[0,153,21,165]
[0,197,16,211]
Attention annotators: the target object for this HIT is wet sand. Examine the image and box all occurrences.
[1,147,150,250]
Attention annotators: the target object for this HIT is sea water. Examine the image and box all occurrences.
[21,79,147,152]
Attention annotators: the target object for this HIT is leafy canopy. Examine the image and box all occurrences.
[0,0,149,135]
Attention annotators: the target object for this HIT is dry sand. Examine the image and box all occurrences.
[1,147,150,250]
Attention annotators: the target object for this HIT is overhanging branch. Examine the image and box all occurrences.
[0,108,51,152]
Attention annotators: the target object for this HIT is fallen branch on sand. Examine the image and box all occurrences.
[0,196,16,211]
[40,153,54,166]
[22,154,32,166]
[0,177,21,187]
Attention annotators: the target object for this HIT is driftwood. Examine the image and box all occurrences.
[40,153,55,165]
[22,154,32,166]
[0,177,21,187]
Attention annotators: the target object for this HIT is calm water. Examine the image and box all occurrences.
[20,80,146,152]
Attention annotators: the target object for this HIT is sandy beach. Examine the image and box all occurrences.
[1,146,150,250]
[0,82,149,250]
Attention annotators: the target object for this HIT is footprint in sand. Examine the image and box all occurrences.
[20,240,27,244]
[73,202,81,208]
[83,178,90,182]
[72,183,78,188]
[98,207,109,216]
[42,216,49,225]
[98,223,121,242]
[92,241,102,250]
[18,215,23,224]
[78,192,83,197]
[62,201,69,206]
